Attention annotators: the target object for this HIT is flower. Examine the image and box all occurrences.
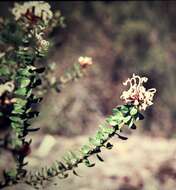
[78,56,93,68]
[120,73,156,110]
[11,1,53,25]
[30,26,50,53]
[0,81,16,105]
[0,81,15,96]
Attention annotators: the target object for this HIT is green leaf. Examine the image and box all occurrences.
[9,116,23,124]
[11,122,20,128]
[131,124,137,129]
[27,127,40,132]
[73,170,80,177]
[107,119,117,126]
[130,107,138,116]
[95,131,106,141]
[135,112,144,121]
[15,98,27,106]
[127,117,134,128]
[83,159,95,167]
[15,88,27,96]
[101,126,114,134]
[26,89,32,97]
[18,68,31,76]
[106,116,118,126]
[0,66,10,76]
[117,133,128,140]
[123,115,131,123]
[120,105,129,114]
[12,102,25,114]
[12,108,24,114]
[4,169,17,179]
[81,145,90,155]
[89,137,101,146]
[112,108,123,117]
[96,154,104,162]
[18,77,31,88]
[57,162,66,170]
[106,142,113,149]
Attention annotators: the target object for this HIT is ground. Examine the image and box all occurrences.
[4,133,176,190]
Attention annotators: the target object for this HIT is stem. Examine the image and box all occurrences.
[18,105,141,188]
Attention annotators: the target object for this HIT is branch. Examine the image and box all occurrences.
[21,105,143,189]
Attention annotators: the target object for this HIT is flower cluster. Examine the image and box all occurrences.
[30,26,50,54]
[78,56,93,68]
[0,81,16,105]
[120,73,156,110]
[12,1,53,25]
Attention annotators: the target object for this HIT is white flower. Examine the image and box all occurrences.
[0,81,15,96]
[120,73,156,110]
[30,27,50,53]
[78,56,93,67]
[12,1,53,25]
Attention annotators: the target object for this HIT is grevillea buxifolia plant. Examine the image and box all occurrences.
[0,1,157,189]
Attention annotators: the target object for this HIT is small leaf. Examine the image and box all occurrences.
[96,154,104,162]
[81,145,90,155]
[106,142,113,149]
[117,133,128,140]
[83,159,95,167]
[18,68,31,76]
[123,116,131,124]
[9,116,23,124]
[15,98,27,106]
[101,125,114,135]
[73,170,80,177]
[33,67,45,73]
[0,66,10,75]
[27,127,40,132]
[130,107,138,116]
[57,161,66,170]
[120,105,129,114]
[15,88,27,96]
[89,137,101,146]
[136,113,144,120]
[18,77,31,88]
[131,124,137,129]
[127,117,134,128]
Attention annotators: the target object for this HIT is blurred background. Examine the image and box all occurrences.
[1,1,176,190]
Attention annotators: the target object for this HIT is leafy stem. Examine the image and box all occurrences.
[20,104,143,189]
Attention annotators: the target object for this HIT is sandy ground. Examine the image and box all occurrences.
[4,134,176,190]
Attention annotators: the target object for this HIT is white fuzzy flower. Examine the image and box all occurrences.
[30,27,50,53]
[78,56,93,67]
[120,73,156,110]
[12,1,53,25]
[0,81,15,96]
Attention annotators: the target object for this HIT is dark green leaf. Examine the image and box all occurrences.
[117,133,128,140]
[106,142,113,149]
[131,124,137,129]
[73,170,80,177]
[96,154,104,162]
[27,127,40,132]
